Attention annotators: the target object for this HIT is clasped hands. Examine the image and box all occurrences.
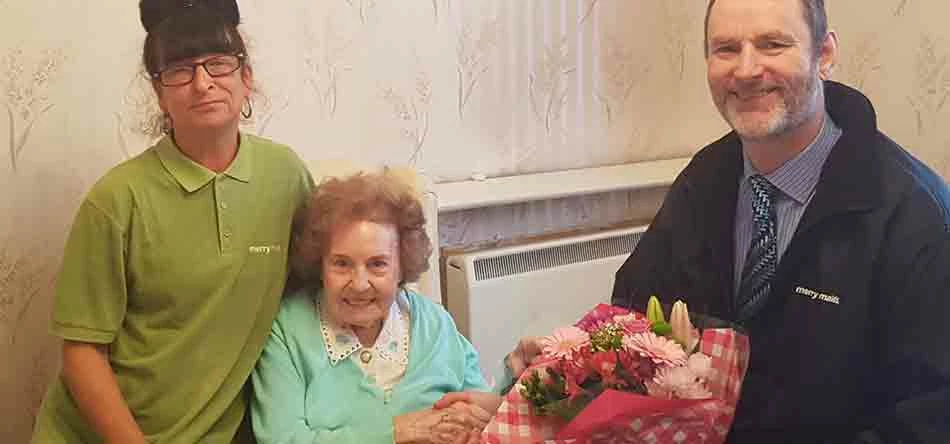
[393,391,503,444]
[393,337,542,444]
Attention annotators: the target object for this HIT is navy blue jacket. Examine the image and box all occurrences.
[612,81,950,443]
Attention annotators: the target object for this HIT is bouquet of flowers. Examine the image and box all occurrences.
[482,297,750,444]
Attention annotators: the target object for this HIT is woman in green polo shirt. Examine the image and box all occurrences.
[31,1,312,443]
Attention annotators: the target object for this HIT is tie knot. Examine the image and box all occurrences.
[749,174,777,198]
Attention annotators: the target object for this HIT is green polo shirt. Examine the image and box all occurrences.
[32,133,313,444]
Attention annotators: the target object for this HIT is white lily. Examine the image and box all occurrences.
[670,300,699,351]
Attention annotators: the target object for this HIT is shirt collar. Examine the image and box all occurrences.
[742,113,842,204]
[155,132,253,193]
[318,291,410,367]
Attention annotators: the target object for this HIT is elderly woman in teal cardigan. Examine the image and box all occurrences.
[251,170,502,444]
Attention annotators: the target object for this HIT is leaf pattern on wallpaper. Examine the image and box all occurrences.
[595,33,649,127]
[529,35,576,135]
[624,123,660,161]
[660,0,693,81]
[838,34,882,91]
[432,0,452,21]
[457,17,501,119]
[942,140,950,176]
[907,35,950,136]
[344,0,376,24]
[494,133,542,175]
[303,16,353,119]
[115,73,163,159]
[2,47,65,172]
[0,241,53,346]
[579,0,601,25]
[381,69,431,166]
[250,91,290,137]
[895,0,910,16]
[23,345,57,428]
[435,210,469,247]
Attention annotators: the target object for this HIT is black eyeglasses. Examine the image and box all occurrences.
[152,53,246,87]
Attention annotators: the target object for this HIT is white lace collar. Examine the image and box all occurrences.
[318,291,410,367]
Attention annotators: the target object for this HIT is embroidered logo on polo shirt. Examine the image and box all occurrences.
[248,244,282,255]
[795,286,840,305]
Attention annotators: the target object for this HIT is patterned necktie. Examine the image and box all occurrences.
[737,174,779,322]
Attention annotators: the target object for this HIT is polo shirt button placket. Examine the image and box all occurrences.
[214,178,227,253]
[222,229,232,252]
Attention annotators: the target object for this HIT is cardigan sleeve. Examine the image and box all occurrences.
[458,332,491,393]
[250,314,395,444]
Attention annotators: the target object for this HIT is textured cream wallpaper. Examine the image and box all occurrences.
[2,0,949,441]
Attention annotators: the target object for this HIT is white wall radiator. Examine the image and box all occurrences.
[443,225,648,383]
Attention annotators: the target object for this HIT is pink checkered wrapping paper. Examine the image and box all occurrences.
[482,328,750,444]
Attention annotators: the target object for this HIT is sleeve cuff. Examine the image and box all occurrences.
[497,358,517,395]
[52,322,116,344]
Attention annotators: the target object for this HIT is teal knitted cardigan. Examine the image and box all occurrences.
[251,287,490,443]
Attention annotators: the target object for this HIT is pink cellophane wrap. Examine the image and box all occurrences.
[482,322,750,444]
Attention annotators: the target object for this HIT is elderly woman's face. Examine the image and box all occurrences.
[322,220,401,329]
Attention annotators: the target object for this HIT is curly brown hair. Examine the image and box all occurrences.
[291,170,433,288]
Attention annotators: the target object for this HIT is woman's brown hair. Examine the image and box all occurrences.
[139,0,248,76]
[291,170,433,289]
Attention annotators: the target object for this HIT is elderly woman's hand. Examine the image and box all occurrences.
[393,403,490,444]
[447,401,493,444]
[433,391,503,417]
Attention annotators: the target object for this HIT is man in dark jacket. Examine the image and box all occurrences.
[610,0,950,442]
[496,0,950,442]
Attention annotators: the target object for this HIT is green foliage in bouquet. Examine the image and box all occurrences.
[647,295,673,336]
[519,352,649,421]
[589,323,624,352]
[519,368,563,409]
[519,368,592,420]
[520,308,655,422]
[650,321,672,336]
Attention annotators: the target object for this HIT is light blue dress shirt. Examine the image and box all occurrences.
[733,114,842,294]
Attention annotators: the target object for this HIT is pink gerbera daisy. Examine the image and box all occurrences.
[623,332,688,367]
[540,326,590,360]
[650,366,712,400]
[612,313,651,335]
[575,304,631,332]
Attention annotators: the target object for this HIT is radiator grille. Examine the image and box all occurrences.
[472,230,643,281]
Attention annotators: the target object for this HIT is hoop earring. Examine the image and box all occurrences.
[161,113,173,134]
[241,98,253,119]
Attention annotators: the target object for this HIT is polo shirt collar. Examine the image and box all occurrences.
[156,133,253,193]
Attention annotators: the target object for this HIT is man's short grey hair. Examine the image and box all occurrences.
[703,0,828,59]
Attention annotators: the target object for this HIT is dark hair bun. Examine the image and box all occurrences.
[139,0,240,34]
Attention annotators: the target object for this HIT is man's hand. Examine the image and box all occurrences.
[505,336,544,376]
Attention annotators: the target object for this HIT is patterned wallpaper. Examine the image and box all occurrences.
[2,0,949,441]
